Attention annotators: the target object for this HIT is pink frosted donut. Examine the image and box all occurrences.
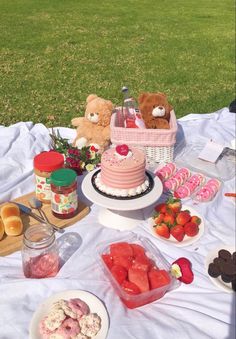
[174,185,191,199]
[164,178,178,191]
[185,181,198,192]
[172,173,184,186]
[195,186,215,202]
[68,298,90,319]
[206,178,221,189]
[56,318,80,339]
[165,163,176,175]
[39,317,55,339]
[178,167,191,180]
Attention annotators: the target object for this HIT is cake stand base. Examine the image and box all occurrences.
[81,170,163,231]
[98,207,145,231]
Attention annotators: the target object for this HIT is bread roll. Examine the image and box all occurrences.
[0,218,4,240]
[4,216,23,236]
[0,203,20,220]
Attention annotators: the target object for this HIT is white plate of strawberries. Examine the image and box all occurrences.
[148,196,204,247]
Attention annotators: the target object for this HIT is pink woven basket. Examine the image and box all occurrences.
[110,108,178,163]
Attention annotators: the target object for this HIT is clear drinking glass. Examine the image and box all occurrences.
[22,223,60,278]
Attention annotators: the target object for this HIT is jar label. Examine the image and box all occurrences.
[51,191,78,214]
[35,175,51,201]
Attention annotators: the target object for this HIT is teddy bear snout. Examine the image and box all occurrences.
[152,106,166,117]
[88,112,99,123]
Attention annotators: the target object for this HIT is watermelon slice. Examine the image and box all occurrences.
[110,242,134,257]
[113,256,133,270]
[148,268,171,290]
[130,243,145,257]
[132,254,151,272]
[110,265,127,285]
[102,254,113,270]
[121,280,141,295]
[128,267,150,292]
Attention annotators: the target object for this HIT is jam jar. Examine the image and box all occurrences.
[50,168,78,219]
[34,151,64,204]
[22,223,60,278]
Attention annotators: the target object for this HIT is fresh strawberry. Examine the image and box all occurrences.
[166,196,182,213]
[184,222,199,237]
[154,203,168,214]
[170,225,185,242]
[163,212,175,226]
[154,223,170,239]
[153,212,165,225]
[176,211,191,225]
[171,257,194,284]
[191,215,201,225]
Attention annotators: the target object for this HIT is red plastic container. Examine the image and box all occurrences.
[97,233,179,308]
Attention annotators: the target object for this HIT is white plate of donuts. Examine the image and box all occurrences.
[30,289,109,339]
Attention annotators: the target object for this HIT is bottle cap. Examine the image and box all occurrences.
[50,168,77,186]
[34,151,64,172]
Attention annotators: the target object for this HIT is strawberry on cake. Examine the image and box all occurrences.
[94,144,149,197]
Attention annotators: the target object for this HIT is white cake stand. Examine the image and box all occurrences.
[81,170,163,231]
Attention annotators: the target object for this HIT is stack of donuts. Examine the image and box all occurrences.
[0,203,23,240]
[155,163,221,202]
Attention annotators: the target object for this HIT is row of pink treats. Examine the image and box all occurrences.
[156,163,221,201]
[193,179,221,202]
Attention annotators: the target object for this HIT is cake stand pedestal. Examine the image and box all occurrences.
[81,170,163,231]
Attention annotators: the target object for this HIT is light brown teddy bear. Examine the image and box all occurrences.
[138,92,173,129]
[71,94,114,152]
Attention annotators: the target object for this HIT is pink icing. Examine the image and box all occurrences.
[100,147,146,189]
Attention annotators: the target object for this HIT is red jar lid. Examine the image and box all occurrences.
[34,151,64,172]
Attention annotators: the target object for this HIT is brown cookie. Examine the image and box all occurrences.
[221,274,233,283]
[218,249,232,261]
[208,263,221,278]
[213,257,225,268]
[232,252,236,264]
[220,262,236,276]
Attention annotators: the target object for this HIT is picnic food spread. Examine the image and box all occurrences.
[0,90,235,339]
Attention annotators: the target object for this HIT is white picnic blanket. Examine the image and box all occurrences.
[0,108,235,339]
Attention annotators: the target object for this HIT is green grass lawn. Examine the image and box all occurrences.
[0,0,235,127]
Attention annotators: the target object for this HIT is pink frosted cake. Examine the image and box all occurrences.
[94,144,149,197]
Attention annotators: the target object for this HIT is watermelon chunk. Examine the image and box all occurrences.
[113,255,133,270]
[110,265,127,285]
[121,280,141,295]
[132,254,151,272]
[110,242,133,257]
[128,267,150,292]
[102,254,113,270]
[130,243,145,257]
[148,268,171,290]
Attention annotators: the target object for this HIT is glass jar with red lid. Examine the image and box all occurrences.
[34,151,64,204]
[50,168,78,219]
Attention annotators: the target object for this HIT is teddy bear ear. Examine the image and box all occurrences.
[138,92,149,104]
[86,94,98,103]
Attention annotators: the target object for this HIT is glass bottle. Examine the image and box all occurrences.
[22,223,59,278]
[121,86,145,128]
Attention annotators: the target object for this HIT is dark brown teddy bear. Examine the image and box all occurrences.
[138,92,173,129]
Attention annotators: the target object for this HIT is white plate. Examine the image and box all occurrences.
[148,205,204,247]
[29,290,109,339]
[205,245,235,293]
